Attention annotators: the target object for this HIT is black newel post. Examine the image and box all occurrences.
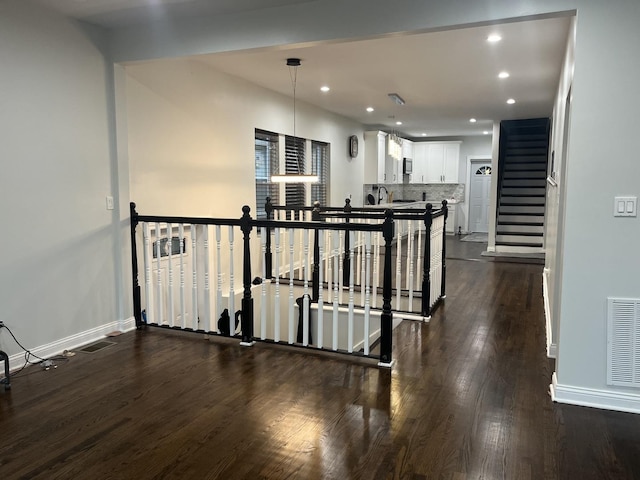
[380,209,394,366]
[441,200,448,299]
[421,203,433,316]
[130,202,144,329]
[312,201,321,302]
[265,197,274,279]
[240,206,254,344]
[342,198,352,286]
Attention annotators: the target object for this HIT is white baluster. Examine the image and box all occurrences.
[338,230,344,304]
[179,224,186,328]
[274,227,281,343]
[372,231,380,309]
[332,230,340,351]
[155,222,163,325]
[364,232,372,356]
[303,228,310,347]
[215,225,222,333]
[348,230,355,353]
[167,223,174,327]
[260,227,267,340]
[143,222,152,325]
[298,210,303,278]
[324,229,330,295]
[359,226,365,307]
[228,226,235,336]
[288,227,295,344]
[317,229,324,349]
[407,219,415,313]
[203,225,210,331]
[416,217,423,291]
[191,224,198,330]
[395,219,403,312]
[326,228,332,303]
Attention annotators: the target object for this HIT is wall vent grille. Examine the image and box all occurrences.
[607,298,640,387]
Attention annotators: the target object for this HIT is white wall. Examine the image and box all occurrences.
[554,1,640,408]
[125,59,365,217]
[544,17,576,358]
[0,1,127,358]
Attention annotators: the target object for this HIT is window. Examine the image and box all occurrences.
[475,166,491,175]
[285,135,306,212]
[311,141,329,206]
[255,130,331,217]
[255,130,279,219]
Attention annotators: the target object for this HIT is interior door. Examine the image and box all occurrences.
[469,162,492,233]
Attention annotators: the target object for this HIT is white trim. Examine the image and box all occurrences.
[465,155,493,234]
[542,268,557,358]
[551,372,640,414]
[5,317,136,373]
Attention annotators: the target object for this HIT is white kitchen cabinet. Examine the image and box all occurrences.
[411,143,428,184]
[402,139,413,160]
[364,130,387,184]
[412,141,460,184]
[385,135,403,183]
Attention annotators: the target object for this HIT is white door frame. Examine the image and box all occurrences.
[465,155,492,234]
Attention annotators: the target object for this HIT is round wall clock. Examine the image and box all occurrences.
[349,135,358,157]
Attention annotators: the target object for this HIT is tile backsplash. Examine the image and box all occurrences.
[363,183,465,205]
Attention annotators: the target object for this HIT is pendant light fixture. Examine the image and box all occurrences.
[271,58,319,184]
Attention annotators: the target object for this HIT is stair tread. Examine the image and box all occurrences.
[498,221,545,226]
[496,241,544,247]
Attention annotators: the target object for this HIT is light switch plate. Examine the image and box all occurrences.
[614,196,637,217]
[106,196,114,210]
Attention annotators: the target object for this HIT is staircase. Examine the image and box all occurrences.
[495,118,550,254]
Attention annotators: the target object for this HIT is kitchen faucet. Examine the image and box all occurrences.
[378,186,389,204]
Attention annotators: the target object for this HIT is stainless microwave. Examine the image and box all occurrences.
[403,157,413,174]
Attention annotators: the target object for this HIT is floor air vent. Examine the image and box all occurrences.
[607,298,640,387]
[79,340,116,354]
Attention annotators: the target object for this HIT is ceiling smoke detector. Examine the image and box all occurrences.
[387,93,405,105]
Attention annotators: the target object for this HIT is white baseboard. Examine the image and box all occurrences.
[550,372,640,414]
[5,317,136,373]
[542,268,556,359]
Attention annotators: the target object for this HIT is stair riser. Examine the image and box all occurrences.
[504,148,548,156]
[503,171,547,179]
[505,164,547,171]
[497,225,544,234]
[504,155,548,163]
[506,141,549,149]
[501,187,546,196]
[502,179,547,187]
[496,234,543,246]
[501,197,545,205]
[499,206,545,215]
[498,215,545,224]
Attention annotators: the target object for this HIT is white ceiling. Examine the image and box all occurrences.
[36,0,572,138]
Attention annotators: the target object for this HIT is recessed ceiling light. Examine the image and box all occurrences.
[483,131,490,135]
[320,86,330,92]
[421,133,427,137]
[498,71,510,79]
[366,107,374,113]
[470,118,477,123]
[487,34,502,43]
[506,98,516,104]
[395,121,403,125]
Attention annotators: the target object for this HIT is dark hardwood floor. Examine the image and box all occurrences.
[2,237,640,479]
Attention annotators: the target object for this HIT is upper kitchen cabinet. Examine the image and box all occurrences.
[385,134,404,184]
[411,141,460,184]
[402,139,413,160]
[364,131,387,184]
